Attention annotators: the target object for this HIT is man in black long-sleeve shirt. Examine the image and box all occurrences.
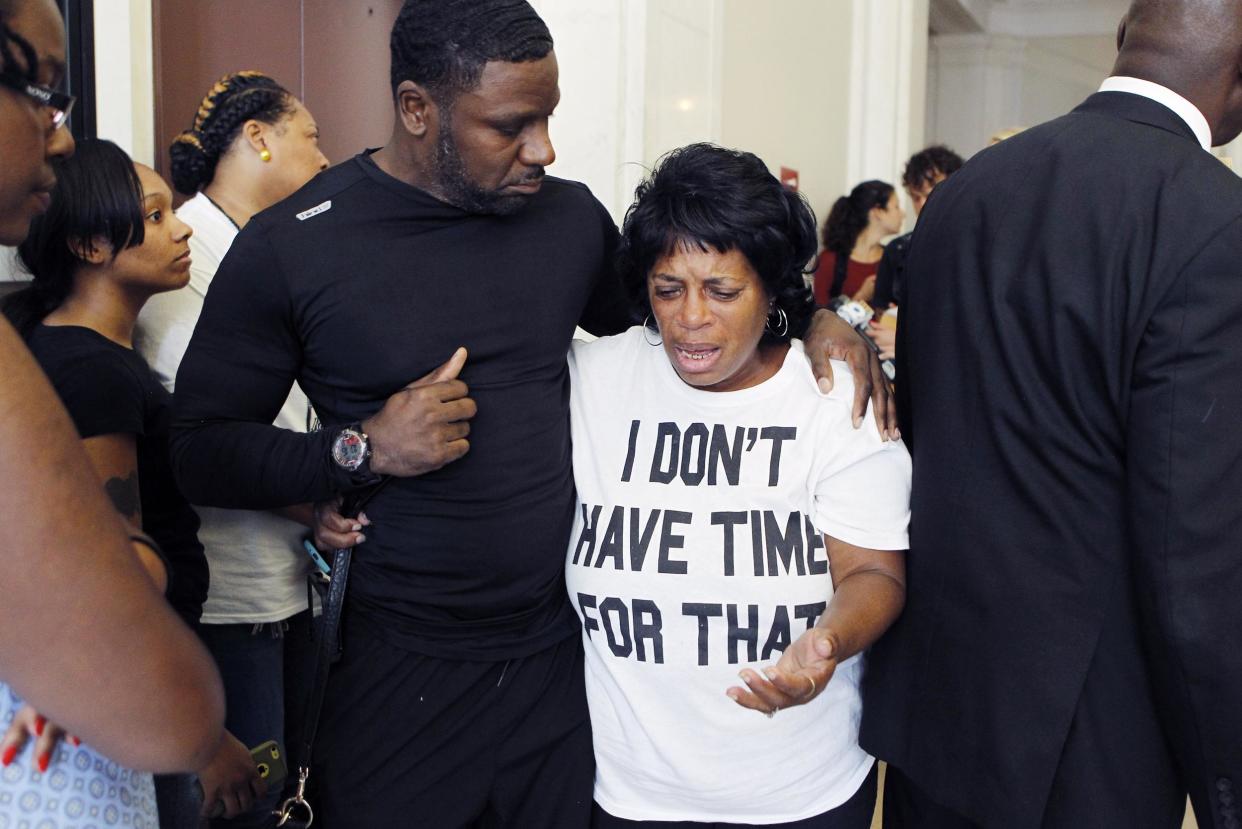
[172,1,891,824]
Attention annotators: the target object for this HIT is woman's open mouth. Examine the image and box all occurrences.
[671,343,721,373]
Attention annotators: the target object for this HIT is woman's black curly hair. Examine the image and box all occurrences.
[616,143,817,343]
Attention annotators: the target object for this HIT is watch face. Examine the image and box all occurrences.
[333,429,367,471]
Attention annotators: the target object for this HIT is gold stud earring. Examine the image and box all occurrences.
[259,148,272,162]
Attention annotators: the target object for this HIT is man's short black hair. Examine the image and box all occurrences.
[389,0,553,102]
[902,145,964,192]
[617,143,818,343]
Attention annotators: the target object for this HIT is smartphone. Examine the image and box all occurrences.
[302,538,332,575]
[251,740,288,792]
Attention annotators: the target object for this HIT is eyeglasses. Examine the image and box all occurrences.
[0,71,75,131]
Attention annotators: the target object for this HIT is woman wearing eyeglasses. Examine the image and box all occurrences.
[0,0,232,816]
[0,0,73,243]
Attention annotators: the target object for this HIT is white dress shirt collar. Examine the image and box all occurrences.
[1099,76,1212,151]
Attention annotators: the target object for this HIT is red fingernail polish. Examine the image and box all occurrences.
[70,736,80,747]
[1,745,16,766]
[34,715,45,737]
[37,752,49,773]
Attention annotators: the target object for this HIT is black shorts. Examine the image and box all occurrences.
[591,763,877,829]
[313,613,592,828]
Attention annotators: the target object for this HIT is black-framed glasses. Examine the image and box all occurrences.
[0,70,76,131]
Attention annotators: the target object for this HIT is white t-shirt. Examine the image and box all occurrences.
[135,192,312,624]
[566,326,911,823]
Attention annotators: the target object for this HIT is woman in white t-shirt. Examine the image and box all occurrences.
[134,70,329,827]
[567,143,911,828]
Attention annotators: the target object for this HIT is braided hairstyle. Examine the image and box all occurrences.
[389,0,552,104]
[168,70,295,196]
[822,180,895,258]
[2,139,146,339]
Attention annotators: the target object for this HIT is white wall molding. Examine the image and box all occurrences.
[615,1,648,221]
[987,1,1126,38]
[847,0,930,187]
[643,0,722,160]
[93,0,155,165]
[932,0,1126,38]
[1023,40,1109,90]
[531,0,656,222]
[929,0,988,34]
[928,27,1115,158]
[927,32,1024,157]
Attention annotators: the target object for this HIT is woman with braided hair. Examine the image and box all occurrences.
[168,70,328,232]
[134,71,328,829]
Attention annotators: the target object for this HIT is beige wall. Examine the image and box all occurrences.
[718,0,854,230]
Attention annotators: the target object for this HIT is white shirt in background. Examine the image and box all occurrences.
[136,191,312,625]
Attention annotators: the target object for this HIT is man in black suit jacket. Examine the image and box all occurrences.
[862,2,1242,827]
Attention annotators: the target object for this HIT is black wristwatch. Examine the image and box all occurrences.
[331,424,381,485]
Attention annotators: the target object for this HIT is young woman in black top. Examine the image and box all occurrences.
[1,137,264,820]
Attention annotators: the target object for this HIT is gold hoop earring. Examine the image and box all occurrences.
[259,148,272,162]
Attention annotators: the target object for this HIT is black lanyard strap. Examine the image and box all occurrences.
[276,477,390,828]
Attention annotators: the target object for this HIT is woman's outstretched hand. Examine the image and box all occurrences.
[726,628,838,716]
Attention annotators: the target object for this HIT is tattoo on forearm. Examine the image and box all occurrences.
[104,471,140,518]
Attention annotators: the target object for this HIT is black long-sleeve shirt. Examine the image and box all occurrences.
[171,152,629,659]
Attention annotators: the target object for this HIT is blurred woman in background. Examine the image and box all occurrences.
[812,180,903,307]
[136,70,330,828]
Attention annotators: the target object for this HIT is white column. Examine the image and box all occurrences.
[92,0,155,165]
[643,0,723,166]
[530,0,650,224]
[846,0,930,187]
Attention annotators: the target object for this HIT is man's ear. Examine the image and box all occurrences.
[67,235,111,265]
[1115,15,1127,53]
[395,80,438,138]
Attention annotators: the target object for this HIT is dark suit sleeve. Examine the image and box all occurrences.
[170,223,348,509]
[873,235,906,309]
[1127,215,1242,825]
